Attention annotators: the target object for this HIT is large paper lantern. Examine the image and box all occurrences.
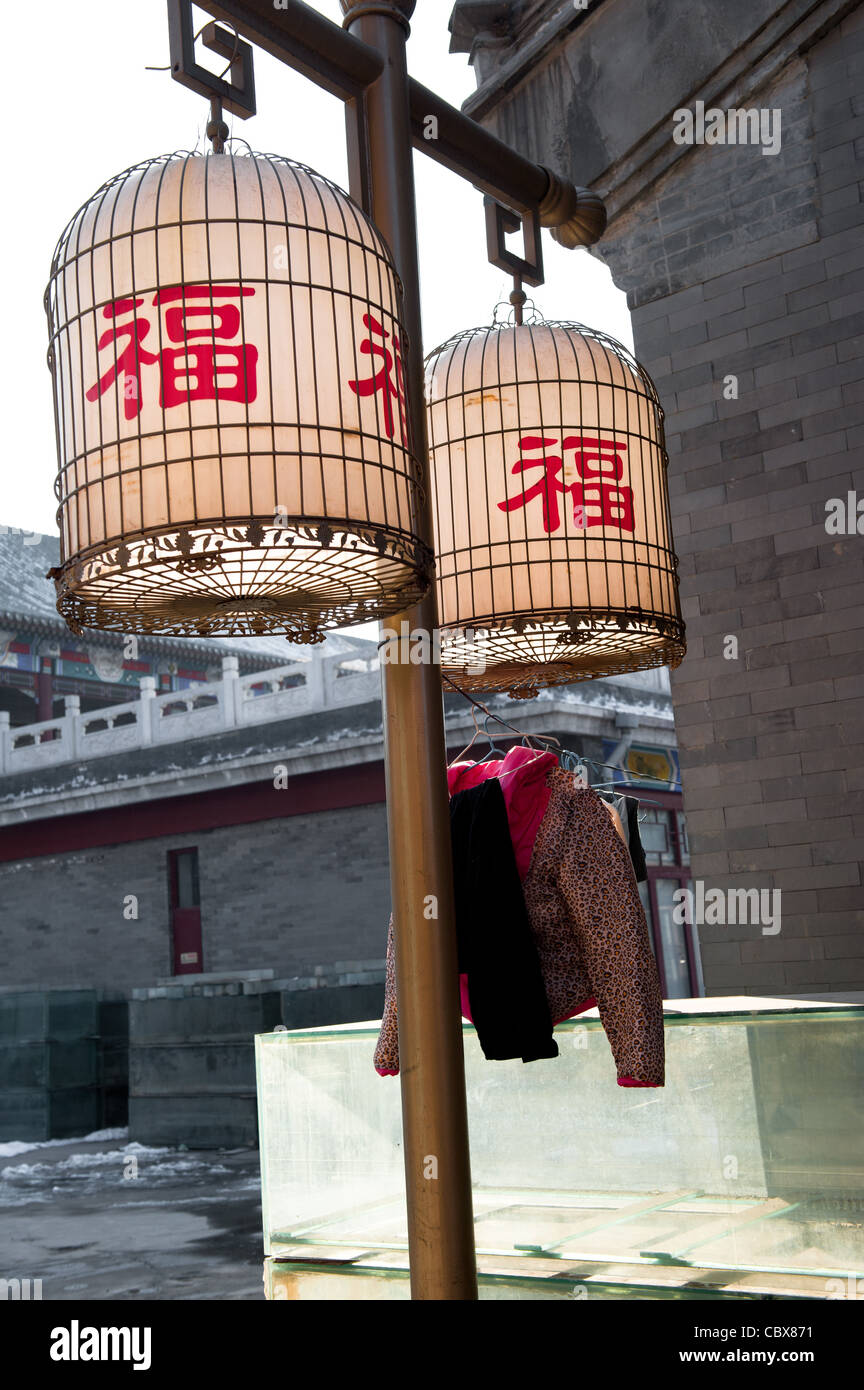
[44,150,430,640]
[425,320,686,696]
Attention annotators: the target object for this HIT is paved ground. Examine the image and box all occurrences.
[0,1131,265,1300]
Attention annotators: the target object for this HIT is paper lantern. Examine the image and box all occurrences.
[425,321,686,696]
[44,150,430,640]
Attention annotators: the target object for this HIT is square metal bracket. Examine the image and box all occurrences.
[484,197,544,287]
[167,0,256,119]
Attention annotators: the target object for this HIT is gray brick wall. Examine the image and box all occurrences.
[0,804,392,994]
[452,0,864,996]
[605,14,864,993]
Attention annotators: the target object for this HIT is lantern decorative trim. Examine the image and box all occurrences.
[424,319,686,698]
[45,149,432,640]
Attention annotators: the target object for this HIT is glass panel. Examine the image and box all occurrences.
[174,850,199,908]
[677,811,690,865]
[639,808,675,865]
[640,818,669,856]
[257,1005,864,1296]
[655,877,691,998]
[684,880,705,997]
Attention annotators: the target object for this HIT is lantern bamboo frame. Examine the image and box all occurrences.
[45,149,431,641]
[425,319,686,698]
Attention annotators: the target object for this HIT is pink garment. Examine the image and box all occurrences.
[448,746,650,1087]
[448,745,557,879]
[378,745,657,1087]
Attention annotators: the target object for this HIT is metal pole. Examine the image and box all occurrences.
[340,0,478,1302]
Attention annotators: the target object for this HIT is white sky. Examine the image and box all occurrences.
[3,0,632,635]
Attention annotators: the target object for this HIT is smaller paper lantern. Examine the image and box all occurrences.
[44,150,430,640]
[425,320,686,696]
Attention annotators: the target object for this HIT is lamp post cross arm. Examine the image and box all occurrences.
[181,0,606,246]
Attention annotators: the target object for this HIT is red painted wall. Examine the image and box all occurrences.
[0,761,387,862]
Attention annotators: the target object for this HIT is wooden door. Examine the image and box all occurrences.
[168,847,203,975]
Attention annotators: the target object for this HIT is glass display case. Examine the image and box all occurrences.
[256,999,864,1300]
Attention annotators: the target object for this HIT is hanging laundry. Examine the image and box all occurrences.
[622,795,648,883]
[375,775,557,1075]
[605,791,648,883]
[374,745,665,1087]
[603,797,628,847]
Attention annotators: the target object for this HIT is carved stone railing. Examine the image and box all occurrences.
[0,652,383,777]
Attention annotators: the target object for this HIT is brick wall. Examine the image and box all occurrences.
[0,803,392,993]
[599,13,864,993]
[451,0,864,995]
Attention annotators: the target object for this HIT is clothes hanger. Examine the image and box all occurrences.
[450,702,483,766]
[522,732,562,755]
[550,750,668,805]
[443,674,681,796]
[477,715,507,762]
[495,743,554,783]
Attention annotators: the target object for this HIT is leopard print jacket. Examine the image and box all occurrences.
[373,772,665,1087]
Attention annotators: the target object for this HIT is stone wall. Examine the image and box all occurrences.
[450,0,864,994]
[0,803,392,994]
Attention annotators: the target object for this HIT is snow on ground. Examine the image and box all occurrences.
[0,1127,128,1158]
[0,1131,264,1299]
[0,1133,241,1206]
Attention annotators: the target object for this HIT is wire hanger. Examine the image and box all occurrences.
[444,673,681,796]
[451,702,483,765]
[477,715,507,762]
[444,675,560,758]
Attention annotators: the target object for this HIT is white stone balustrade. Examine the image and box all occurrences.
[0,652,384,777]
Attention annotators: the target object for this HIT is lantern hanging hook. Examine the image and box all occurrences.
[203,19,241,150]
[510,275,526,327]
[147,16,242,152]
[206,95,229,153]
[491,284,543,327]
[162,4,256,140]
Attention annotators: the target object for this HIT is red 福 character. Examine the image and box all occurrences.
[562,434,635,532]
[154,285,258,407]
[498,433,636,533]
[86,284,259,417]
[347,312,407,443]
[86,297,158,420]
[497,435,574,533]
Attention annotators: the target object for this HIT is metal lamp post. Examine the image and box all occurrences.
[57,0,609,1301]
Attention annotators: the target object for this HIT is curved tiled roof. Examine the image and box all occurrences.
[0,526,376,668]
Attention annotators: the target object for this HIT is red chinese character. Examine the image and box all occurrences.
[574,480,636,531]
[498,433,635,533]
[154,285,257,408]
[86,284,258,415]
[85,297,158,421]
[347,312,407,443]
[498,435,569,533]
[561,434,628,481]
